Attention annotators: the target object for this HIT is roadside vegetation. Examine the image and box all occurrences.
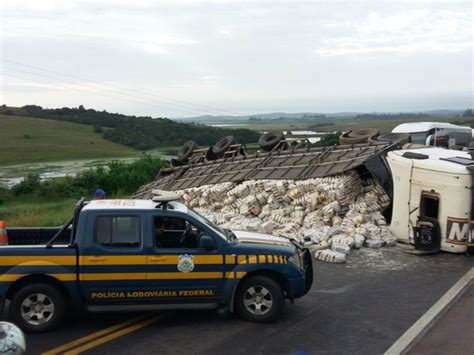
[313,132,342,146]
[0,155,166,226]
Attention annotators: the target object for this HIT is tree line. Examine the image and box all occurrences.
[0,105,260,150]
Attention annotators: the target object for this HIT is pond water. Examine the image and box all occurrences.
[0,154,171,189]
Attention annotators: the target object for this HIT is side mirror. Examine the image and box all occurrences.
[199,235,216,250]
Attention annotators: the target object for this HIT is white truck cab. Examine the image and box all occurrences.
[392,122,472,147]
[387,147,474,254]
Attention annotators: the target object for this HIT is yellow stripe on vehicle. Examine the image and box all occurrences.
[80,273,147,281]
[81,255,146,265]
[247,255,258,264]
[258,255,266,263]
[225,255,236,264]
[1,254,230,267]
[147,272,222,280]
[0,256,76,266]
[224,272,246,279]
[237,255,247,264]
[0,273,76,282]
[83,255,224,265]
[0,274,23,282]
[49,273,76,281]
[193,255,223,264]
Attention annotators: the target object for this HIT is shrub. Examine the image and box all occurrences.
[7,155,167,201]
[313,131,342,147]
[12,174,41,195]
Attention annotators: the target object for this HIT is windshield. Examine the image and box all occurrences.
[187,208,228,241]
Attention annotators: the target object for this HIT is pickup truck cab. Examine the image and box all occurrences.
[0,198,312,332]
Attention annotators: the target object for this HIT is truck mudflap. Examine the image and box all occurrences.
[302,249,313,294]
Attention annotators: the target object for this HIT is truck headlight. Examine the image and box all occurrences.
[288,254,302,268]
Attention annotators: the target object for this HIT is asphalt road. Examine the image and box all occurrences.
[408,281,473,355]
[22,246,473,354]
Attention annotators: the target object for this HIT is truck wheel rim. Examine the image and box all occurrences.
[243,286,273,315]
[21,293,54,325]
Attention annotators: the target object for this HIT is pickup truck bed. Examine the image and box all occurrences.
[5,228,71,245]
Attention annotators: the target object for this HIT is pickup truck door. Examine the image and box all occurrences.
[79,212,148,304]
[146,214,226,303]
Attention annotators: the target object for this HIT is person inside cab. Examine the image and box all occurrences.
[154,217,203,248]
[155,218,165,247]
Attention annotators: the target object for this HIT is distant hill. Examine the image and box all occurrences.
[0,105,260,150]
[179,109,465,122]
[0,114,136,166]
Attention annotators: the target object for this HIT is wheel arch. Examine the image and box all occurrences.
[228,269,290,312]
[5,274,71,304]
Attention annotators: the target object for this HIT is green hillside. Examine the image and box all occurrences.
[0,114,137,166]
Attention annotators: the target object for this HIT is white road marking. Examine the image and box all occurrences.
[384,267,474,355]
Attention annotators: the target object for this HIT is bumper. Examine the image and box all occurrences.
[288,276,306,299]
[302,248,313,294]
[288,249,314,298]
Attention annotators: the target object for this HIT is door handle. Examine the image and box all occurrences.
[149,257,167,262]
[87,256,106,262]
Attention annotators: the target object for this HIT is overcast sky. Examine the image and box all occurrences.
[0,0,472,118]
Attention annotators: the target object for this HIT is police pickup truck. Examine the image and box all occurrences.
[0,197,312,332]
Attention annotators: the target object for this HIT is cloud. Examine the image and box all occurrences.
[315,9,472,56]
[1,1,472,116]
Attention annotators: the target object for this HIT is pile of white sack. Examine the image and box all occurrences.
[153,172,397,263]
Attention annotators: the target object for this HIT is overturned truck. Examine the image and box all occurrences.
[134,131,474,260]
[134,132,403,263]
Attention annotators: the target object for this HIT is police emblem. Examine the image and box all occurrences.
[177,254,195,273]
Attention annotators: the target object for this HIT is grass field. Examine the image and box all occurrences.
[0,197,78,227]
[0,114,137,166]
[0,193,134,227]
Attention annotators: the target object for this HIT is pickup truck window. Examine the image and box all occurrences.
[154,216,203,249]
[96,216,141,248]
[187,208,227,241]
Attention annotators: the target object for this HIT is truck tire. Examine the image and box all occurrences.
[339,129,379,145]
[177,141,198,162]
[10,283,65,333]
[212,136,237,156]
[369,133,410,145]
[259,131,284,151]
[235,276,284,323]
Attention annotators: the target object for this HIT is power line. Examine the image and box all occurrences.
[1,58,235,116]
[1,65,206,115]
[1,72,202,115]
